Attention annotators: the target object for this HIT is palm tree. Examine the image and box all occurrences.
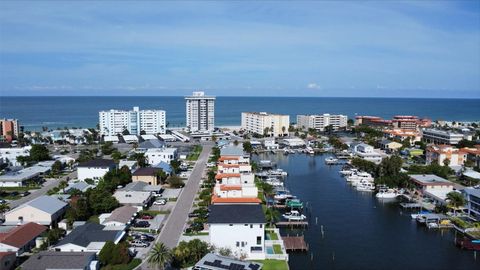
[148,242,172,270]
[0,203,10,215]
[265,207,279,226]
[446,191,466,213]
[58,180,68,194]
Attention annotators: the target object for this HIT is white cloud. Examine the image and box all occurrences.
[307,83,321,89]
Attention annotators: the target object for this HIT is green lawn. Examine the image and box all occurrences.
[139,210,170,216]
[267,231,279,240]
[187,145,203,161]
[254,260,289,270]
[183,232,209,236]
[273,244,282,254]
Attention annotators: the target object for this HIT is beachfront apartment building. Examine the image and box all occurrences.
[0,119,19,143]
[426,145,468,166]
[241,112,290,137]
[422,128,464,145]
[355,115,431,131]
[185,91,215,132]
[208,204,266,260]
[99,106,166,136]
[297,114,348,131]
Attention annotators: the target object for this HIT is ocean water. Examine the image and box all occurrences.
[0,96,479,131]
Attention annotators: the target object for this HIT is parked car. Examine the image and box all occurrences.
[134,221,150,228]
[141,234,155,242]
[153,199,167,205]
[140,214,154,220]
[130,240,148,248]
[21,191,30,197]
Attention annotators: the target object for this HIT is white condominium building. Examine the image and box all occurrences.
[422,128,464,145]
[241,112,290,137]
[99,107,166,136]
[297,114,348,131]
[185,91,215,132]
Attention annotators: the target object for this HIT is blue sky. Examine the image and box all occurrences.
[0,1,479,97]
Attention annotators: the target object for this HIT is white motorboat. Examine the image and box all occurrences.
[305,147,315,155]
[274,190,294,200]
[265,178,283,187]
[375,188,399,199]
[268,169,288,177]
[282,210,307,221]
[347,171,373,182]
[325,157,339,165]
[339,168,357,176]
[356,182,375,191]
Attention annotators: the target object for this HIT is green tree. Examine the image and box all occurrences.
[51,160,63,175]
[443,158,451,167]
[101,142,115,155]
[29,144,51,162]
[130,153,147,167]
[0,203,10,215]
[281,126,286,136]
[148,242,172,270]
[111,150,123,161]
[265,207,280,226]
[457,139,475,148]
[58,180,68,194]
[99,241,115,265]
[167,176,185,188]
[446,191,466,210]
[243,141,253,154]
[170,160,181,174]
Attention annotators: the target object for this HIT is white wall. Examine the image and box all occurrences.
[210,223,265,260]
[77,167,111,181]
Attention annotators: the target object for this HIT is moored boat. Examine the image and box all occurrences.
[282,210,307,221]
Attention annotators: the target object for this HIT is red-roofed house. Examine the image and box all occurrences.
[0,222,47,255]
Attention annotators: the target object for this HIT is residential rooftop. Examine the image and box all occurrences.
[409,174,453,186]
[194,253,262,270]
[21,251,96,270]
[77,159,116,168]
[10,195,67,215]
[208,204,265,224]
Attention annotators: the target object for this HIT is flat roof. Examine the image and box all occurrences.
[464,187,480,198]
[195,253,262,270]
[208,204,265,224]
[409,174,453,186]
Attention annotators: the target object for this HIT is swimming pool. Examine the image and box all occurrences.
[266,246,274,254]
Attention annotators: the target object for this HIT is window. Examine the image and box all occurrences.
[241,242,245,247]
[250,224,253,228]
[257,236,261,245]
[236,241,240,247]
[260,224,263,228]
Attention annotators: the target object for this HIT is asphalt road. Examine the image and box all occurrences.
[7,171,77,209]
[137,144,212,269]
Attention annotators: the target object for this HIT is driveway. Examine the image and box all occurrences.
[8,171,77,209]
[136,144,212,269]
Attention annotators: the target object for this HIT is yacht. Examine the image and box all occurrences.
[356,182,375,191]
[339,168,357,176]
[265,178,283,187]
[325,157,339,165]
[274,190,294,200]
[268,169,288,177]
[376,187,399,199]
[305,147,315,155]
[347,171,374,182]
[282,210,307,221]
[286,198,304,209]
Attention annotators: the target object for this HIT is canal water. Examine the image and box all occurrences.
[255,152,480,270]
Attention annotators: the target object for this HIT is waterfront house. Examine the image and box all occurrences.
[263,138,279,150]
[208,204,266,260]
[21,251,98,270]
[0,222,47,255]
[77,159,116,181]
[4,195,68,227]
[463,187,480,221]
[194,253,263,270]
[409,174,454,204]
[281,138,306,148]
[54,222,125,253]
[351,143,386,164]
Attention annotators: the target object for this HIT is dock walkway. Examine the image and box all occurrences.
[282,236,308,251]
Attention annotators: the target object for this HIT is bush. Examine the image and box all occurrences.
[168,176,185,188]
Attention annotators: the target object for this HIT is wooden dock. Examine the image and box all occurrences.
[282,236,308,252]
[276,221,309,227]
[400,202,422,209]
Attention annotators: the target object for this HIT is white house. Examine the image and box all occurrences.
[145,148,177,165]
[77,159,116,181]
[263,139,279,150]
[409,174,455,204]
[113,190,153,208]
[0,146,31,166]
[4,195,68,226]
[208,204,266,260]
[99,205,138,227]
[351,143,386,164]
[54,223,125,253]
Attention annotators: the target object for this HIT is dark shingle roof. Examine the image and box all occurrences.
[208,204,265,224]
[138,139,165,149]
[77,159,116,168]
[56,223,119,247]
[22,251,96,270]
[132,167,161,176]
[195,253,263,270]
